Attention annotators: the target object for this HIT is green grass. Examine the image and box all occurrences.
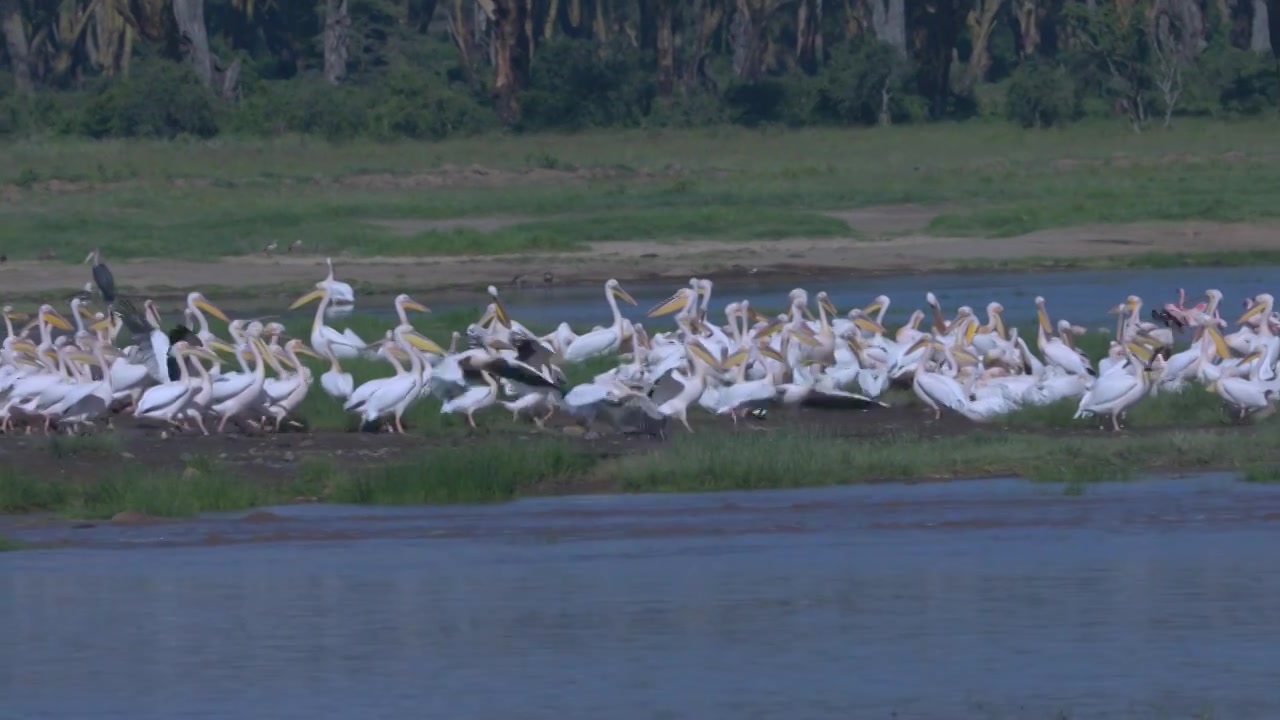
[1,422,1273,519]
[4,120,1280,261]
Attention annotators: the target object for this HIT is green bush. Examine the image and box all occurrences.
[1005,59,1079,128]
[77,60,219,139]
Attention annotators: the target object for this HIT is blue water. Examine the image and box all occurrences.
[349,265,1279,332]
[4,474,1279,719]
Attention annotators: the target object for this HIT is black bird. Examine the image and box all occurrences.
[166,324,203,381]
[85,247,116,303]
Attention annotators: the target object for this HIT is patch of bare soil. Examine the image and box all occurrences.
[822,204,951,238]
[3,215,1279,303]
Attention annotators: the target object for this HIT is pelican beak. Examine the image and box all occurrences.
[854,317,886,335]
[405,333,447,356]
[819,296,838,317]
[478,306,496,326]
[754,321,783,340]
[748,308,770,324]
[195,298,231,323]
[647,292,689,318]
[1205,326,1231,360]
[788,328,820,348]
[1237,300,1267,325]
[1106,303,1124,315]
[905,337,932,355]
[293,345,324,360]
[208,339,238,355]
[1036,307,1052,335]
[5,310,29,322]
[686,341,719,369]
[994,313,1006,339]
[289,289,326,310]
[492,301,511,327]
[724,349,749,368]
[68,351,96,364]
[186,347,222,362]
[88,318,112,332]
[42,311,73,332]
[803,306,816,321]
[863,300,883,316]
[964,320,979,346]
[402,299,431,315]
[757,345,785,363]
[611,284,638,306]
[76,305,95,320]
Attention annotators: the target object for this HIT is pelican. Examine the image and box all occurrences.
[563,279,637,362]
[289,284,372,360]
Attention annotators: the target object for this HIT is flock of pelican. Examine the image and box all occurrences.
[0,249,1274,438]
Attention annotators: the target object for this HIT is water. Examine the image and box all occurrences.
[4,473,1280,719]
[345,264,1280,331]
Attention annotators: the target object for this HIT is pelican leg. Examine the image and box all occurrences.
[395,415,406,434]
[1111,413,1122,432]
[217,415,230,433]
[467,412,477,429]
[192,413,209,436]
[679,411,693,433]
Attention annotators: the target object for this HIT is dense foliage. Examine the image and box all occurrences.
[0,0,1276,140]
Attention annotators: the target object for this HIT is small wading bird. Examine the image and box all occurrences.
[0,260,1272,439]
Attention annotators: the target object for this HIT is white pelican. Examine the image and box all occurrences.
[442,370,501,429]
[563,279,637,363]
[289,284,375,360]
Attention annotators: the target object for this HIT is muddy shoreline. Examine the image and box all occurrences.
[3,217,1279,303]
[1,403,1271,547]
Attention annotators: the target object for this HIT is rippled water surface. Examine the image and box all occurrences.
[3,474,1279,719]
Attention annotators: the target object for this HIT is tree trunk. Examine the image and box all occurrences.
[323,0,350,84]
[447,0,476,72]
[796,0,823,71]
[172,0,214,88]
[0,0,33,91]
[869,0,907,53]
[962,0,1005,88]
[543,0,560,38]
[654,0,675,97]
[480,0,529,124]
[684,0,725,90]
[1250,0,1271,52]
[1015,0,1040,55]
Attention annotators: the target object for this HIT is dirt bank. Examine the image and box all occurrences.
[2,210,1277,302]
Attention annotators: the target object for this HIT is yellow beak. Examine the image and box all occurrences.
[647,292,689,318]
[76,305,95,320]
[88,318,112,332]
[819,296,838,317]
[42,311,73,332]
[1236,301,1267,325]
[184,347,222,363]
[292,344,324,360]
[402,299,431,315]
[492,300,511,327]
[289,289,326,310]
[686,341,720,370]
[195,298,231,323]
[757,345,785,363]
[1036,307,1052,335]
[863,301,883,316]
[405,333,447,356]
[853,316,886,335]
[612,285,638,306]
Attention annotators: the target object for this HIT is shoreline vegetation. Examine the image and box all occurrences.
[3,322,1280,524]
[2,122,1280,299]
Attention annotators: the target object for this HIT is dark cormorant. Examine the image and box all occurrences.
[84,247,116,303]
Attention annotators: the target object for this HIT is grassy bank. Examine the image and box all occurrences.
[3,121,1280,261]
[0,423,1274,521]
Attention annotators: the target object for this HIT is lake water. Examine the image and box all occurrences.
[4,473,1279,719]
[343,264,1280,332]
